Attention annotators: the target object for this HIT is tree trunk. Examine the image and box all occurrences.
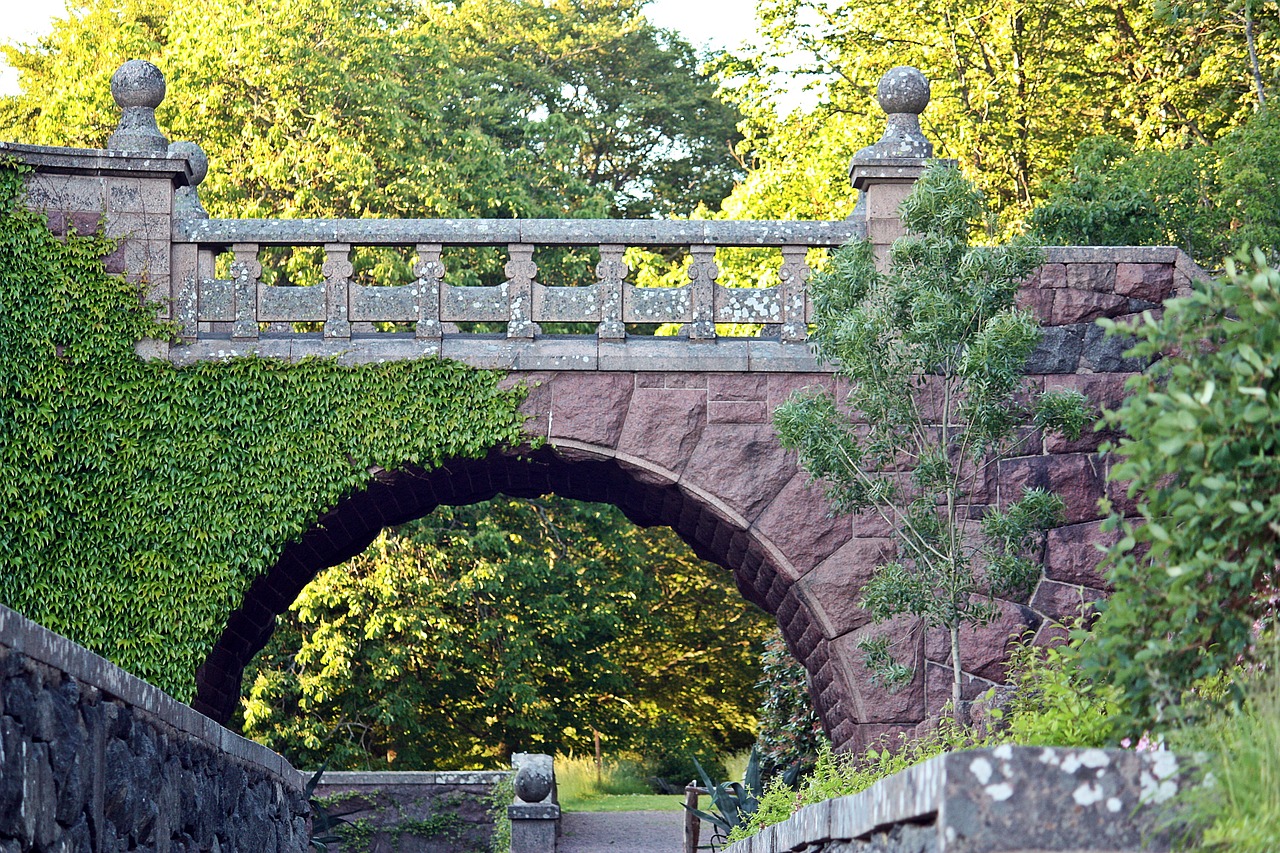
[1246,1,1267,110]
[951,625,963,724]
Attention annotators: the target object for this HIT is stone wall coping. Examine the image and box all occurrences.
[0,604,304,790]
[0,139,194,184]
[1043,245,1182,265]
[174,216,867,247]
[316,770,511,787]
[167,334,831,372]
[725,745,1187,853]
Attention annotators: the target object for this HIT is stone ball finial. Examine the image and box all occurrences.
[876,66,930,116]
[168,140,208,186]
[514,765,553,803]
[850,65,934,164]
[110,59,166,110]
[107,60,170,154]
[169,140,210,220]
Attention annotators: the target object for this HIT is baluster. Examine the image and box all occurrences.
[171,242,198,340]
[596,243,627,341]
[323,242,353,340]
[230,242,261,341]
[779,245,810,342]
[687,245,717,340]
[414,242,445,339]
[505,243,540,339]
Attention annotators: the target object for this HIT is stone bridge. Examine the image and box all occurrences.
[3,61,1205,753]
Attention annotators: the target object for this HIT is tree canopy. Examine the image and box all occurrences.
[241,497,773,770]
[0,0,742,221]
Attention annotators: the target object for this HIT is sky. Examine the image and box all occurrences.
[0,0,766,97]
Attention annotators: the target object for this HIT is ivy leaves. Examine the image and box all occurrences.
[0,163,527,699]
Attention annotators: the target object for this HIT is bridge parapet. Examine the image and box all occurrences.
[167,217,861,371]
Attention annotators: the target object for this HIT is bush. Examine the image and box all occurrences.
[1168,649,1280,852]
[753,633,825,781]
[1087,251,1280,735]
[991,624,1123,749]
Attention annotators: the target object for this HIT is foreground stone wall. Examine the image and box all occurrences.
[726,745,1189,853]
[314,771,509,853]
[0,605,309,852]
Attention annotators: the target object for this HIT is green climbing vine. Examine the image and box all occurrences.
[0,161,529,699]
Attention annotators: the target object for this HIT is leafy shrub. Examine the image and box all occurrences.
[641,736,727,794]
[1087,251,1280,735]
[753,633,825,781]
[1168,648,1280,852]
[992,624,1123,749]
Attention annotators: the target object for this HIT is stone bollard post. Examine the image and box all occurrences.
[509,753,560,853]
[848,66,948,269]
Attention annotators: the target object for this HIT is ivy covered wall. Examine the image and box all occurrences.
[0,162,529,699]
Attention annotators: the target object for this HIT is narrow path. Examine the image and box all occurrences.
[557,810,685,853]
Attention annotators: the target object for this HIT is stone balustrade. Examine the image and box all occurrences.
[167,217,861,370]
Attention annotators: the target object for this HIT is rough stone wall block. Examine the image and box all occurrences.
[0,606,308,852]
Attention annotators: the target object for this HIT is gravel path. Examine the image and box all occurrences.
[557,810,686,853]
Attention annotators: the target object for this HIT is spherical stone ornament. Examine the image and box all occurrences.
[514,765,554,803]
[877,66,930,115]
[168,141,209,186]
[111,59,166,110]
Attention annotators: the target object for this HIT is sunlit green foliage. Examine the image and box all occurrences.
[0,0,741,223]
[1087,251,1280,734]
[0,161,527,699]
[241,497,772,770]
[753,633,825,781]
[1030,108,1280,269]
[720,0,1279,232]
[774,164,1091,713]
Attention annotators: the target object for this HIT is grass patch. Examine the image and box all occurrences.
[563,794,687,813]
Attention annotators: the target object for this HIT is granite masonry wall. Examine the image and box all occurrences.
[1,105,1211,756]
[192,244,1208,754]
[0,605,309,853]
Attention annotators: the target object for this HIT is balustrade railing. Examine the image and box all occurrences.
[170,219,864,348]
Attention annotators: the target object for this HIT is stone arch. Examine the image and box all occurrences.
[190,441,862,743]
[191,367,1122,753]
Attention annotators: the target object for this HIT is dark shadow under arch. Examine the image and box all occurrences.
[191,446,810,728]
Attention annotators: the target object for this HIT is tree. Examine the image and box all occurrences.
[1029,107,1280,270]
[773,164,1090,716]
[1086,251,1280,734]
[0,0,741,222]
[718,0,1279,230]
[1028,136,1230,266]
[241,496,773,770]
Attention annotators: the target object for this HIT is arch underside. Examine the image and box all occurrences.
[191,446,854,744]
